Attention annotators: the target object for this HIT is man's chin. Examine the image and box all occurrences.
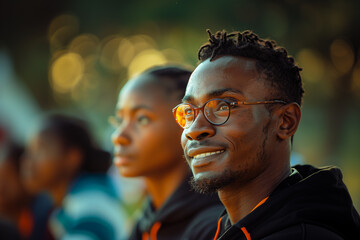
[189,170,238,194]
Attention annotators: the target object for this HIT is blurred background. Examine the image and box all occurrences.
[0,0,359,211]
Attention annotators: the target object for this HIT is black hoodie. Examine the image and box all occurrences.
[129,175,224,240]
[214,165,360,240]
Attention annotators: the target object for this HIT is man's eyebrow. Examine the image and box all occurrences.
[182,95,194,103]
[182,88,244,102]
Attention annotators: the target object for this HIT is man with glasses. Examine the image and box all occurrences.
[173,30,360,239]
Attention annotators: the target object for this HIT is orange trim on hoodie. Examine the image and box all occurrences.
[213,196,269,240]
[142,232,149,240]
[142,222,162,240]
[213,216,223,240]
[251,196,269,212]
[150,222,161,240]
[241,227,251,240]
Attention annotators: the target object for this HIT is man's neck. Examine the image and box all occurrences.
[218,166,290,224]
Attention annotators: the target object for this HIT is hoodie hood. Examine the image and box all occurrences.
[138,174,222,233]
[219,165,360,239]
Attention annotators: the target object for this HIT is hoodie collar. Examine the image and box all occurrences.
[216,165,360,239]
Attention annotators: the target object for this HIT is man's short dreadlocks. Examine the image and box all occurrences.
[198,30,304,106]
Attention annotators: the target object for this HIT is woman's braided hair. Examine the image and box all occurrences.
[198,30,304,106]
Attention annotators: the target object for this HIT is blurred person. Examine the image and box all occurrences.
[111,66,223,240]
[22,114,128,240]
[0,140,53,240]
[0,218,22,240]
[174,30,360,239]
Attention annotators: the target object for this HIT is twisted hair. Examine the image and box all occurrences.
[198,30,304,105]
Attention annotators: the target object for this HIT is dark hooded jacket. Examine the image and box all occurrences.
[214,165,360,240]
[129,175,223,240]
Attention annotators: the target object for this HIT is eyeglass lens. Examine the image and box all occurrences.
[175,99,230,128]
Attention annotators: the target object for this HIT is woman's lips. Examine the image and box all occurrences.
[113,155,132,166]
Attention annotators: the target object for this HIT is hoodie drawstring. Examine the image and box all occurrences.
[213,196,269,240]
[142,222,162,240]
[213,217,223,240]
[213,218,251,240]
[241,227,251,240]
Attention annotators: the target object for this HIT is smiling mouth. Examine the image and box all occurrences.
[193,150,225,159]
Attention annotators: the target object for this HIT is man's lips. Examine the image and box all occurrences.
[192,150,225,159]
[187,147,225,168]
[187,147,225,158]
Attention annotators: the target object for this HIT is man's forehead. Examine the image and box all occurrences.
[184,56,259,102]
[193,55,257,75]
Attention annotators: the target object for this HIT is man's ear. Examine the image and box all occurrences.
[276,103,301,140]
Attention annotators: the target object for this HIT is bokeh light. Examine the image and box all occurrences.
[117,38,136,67]
[100,35,123,71]
[50,52,84,94]
[48,14,79,53]
[330,39,355,74]
[128,49,168,78]
[297,48,325,83]
[69,34,100,57]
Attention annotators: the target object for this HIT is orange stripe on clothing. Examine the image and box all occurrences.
[142,232,149,240]
[251,196,269,212]
[241,227,251,240]
[213,216,223,240]
[150,222,161,240]
[213,196,269,239]
[141,222,161,240]
[18,209,33,237]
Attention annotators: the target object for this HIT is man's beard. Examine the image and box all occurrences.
[189,121,270,195]
[189,169,239,194]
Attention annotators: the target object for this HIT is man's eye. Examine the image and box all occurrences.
[137,116,150,125]
[184,108,193,115]
[219,105,229,111]
[215,103,229,112]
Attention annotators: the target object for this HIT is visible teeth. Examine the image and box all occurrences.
[193,150,224,159]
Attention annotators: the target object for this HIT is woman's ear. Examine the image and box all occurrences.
[276,103,301,140]
[64,148,83,175]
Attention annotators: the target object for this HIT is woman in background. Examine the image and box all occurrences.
[22,114,128,240]
[111,66,223,240]
[0,140,53,240]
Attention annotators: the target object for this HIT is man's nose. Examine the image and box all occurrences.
[184,111,215,141]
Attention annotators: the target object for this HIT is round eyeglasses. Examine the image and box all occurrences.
[172,98,287,129]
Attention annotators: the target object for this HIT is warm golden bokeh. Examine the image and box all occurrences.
[297,49,325,83]
[48,14,79,53]
[50,52,84,94]
[330,39,355,74]
[128,49,168,78]
[48,25,186,100]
